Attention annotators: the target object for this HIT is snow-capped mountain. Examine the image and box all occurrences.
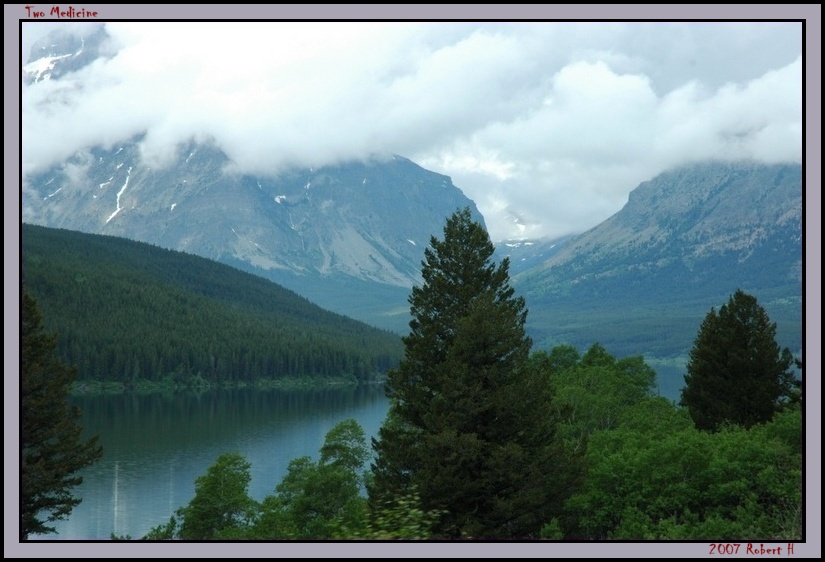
[24,137,482,285]
[23,137,484,332]
[22,27,488,332]
[23,25,109,84]
[21,27,803,355]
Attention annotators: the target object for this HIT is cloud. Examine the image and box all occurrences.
[21,22,802,241]
[418,53,801,240]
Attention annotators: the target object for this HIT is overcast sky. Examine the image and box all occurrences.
[21,20,802,241]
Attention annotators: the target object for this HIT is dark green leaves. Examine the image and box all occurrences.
[371,208,564,538]
[680,289,796,430]
[21,290,103,539]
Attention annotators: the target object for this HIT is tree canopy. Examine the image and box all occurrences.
[176,452,258,540]
[21,289,102,539]
[22,223,402,387]
[680,289,796,430]
[135,335,801,541]
[565,399,801,539]
[369,208,568,538]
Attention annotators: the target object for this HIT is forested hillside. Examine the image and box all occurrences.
[21,224,403,387]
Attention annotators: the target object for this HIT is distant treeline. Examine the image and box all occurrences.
[21,224,403,386]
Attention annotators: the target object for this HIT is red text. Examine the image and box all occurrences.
[24,6,99,18]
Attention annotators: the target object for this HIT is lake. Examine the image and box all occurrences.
[34,384,391,540]
[33,366,685,541]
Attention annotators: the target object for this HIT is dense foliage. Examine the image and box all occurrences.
[565,400,802,539]
[369,208,572,538]
[527,341,802,541]
[29,217,802,542]
[680,289,796,430]
[532,343,657,454]
[21,290,103,539]
[128,336,803,541]
[22,224,402,386]
[136,383,802,541]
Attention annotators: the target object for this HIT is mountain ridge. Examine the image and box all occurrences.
[23,135,484,306]
[511,160,802,359]
[21,29,802,356]
[537,160,801,272]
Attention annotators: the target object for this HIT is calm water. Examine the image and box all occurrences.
[34,366,685,541]
[650,362,686,403]
[35,385,390,540]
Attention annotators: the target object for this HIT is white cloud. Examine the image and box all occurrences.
[21,22,803,241]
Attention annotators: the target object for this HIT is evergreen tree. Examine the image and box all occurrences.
[369,208,566,538]
[21,289,102,539]
[680,289,796,431]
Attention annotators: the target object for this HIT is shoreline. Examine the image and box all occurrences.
[70,375,387,396]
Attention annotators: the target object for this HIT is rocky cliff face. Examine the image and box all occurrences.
[518,161,802,297]
[23,138,484,292]
[509,161,802,359]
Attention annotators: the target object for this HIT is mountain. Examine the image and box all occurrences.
[23,25,110,84]
[22,138,484,332]
[22,28,484,333]
[22,224,403,386]
[21,28,803,368]
[514,161,803,360]
[523,161,801,291]
[23,138,481,285]
[493,235,576,276]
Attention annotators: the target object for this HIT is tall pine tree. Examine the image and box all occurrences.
[680,289,796,431]
[369,208,567,538]
[21,289,102,539]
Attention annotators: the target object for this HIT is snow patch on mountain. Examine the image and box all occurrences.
[24,54,71,82]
